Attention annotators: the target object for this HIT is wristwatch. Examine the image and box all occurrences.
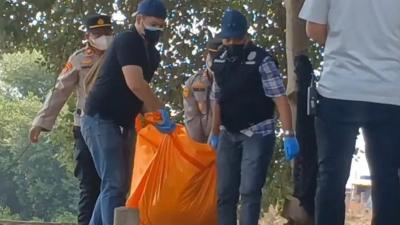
[283,129,295,137]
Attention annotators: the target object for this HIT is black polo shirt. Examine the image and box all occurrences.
[85,28,160,128]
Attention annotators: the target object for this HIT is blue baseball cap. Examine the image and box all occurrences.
[220,9,248,39]
[133,0,167,20]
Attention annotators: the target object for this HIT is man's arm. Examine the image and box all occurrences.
[211,101,221,136]
[122,65,163,112]
[209,79,222,137]
[274,96,293,131]
[30,55,80,143]
[299,0,329,45]
[259,56,294,132]
[306,21,328,45]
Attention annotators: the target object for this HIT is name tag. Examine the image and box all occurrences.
[214,59,226,63]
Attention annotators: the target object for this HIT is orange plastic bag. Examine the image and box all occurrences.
[126,123,218,225]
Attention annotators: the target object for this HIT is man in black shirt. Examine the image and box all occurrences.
[81,1,174,225]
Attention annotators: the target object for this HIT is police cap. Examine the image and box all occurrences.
[85,14,112,29]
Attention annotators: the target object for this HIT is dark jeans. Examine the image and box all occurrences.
[81,115,135,225]
[216,129,275,225]
[73,126,101,225]
[315,96,400,225]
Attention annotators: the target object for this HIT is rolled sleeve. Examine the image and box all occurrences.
[299,0,329,25]
[259,56,286,98]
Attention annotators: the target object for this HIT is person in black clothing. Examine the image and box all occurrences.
[209,9,299,225]
[81,1,175,225]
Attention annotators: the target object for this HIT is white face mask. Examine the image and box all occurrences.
[89,35,113,51]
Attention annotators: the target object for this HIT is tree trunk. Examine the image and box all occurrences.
[284,0,308,128]
[283,1,315,225]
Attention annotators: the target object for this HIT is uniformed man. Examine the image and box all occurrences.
[183,36,222,143]
[29,14,113,225]
[209,9,299,225]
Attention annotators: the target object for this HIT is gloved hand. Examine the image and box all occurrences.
[155,108,176,133]
[210,134,219,150]
[283,136,299,161]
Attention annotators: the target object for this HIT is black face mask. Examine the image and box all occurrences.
[226,44,245,58]
[144,28,162,45]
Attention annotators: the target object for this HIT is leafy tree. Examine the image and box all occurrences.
[0,50,54,99]
[0,0,287,109]
[0,91,78,221]
[0,206,21,220]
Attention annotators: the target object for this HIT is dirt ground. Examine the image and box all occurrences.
[259,202,372,225]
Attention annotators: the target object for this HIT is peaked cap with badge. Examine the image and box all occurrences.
[85,14,112,29]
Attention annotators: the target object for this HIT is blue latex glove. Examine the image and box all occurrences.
[210,135,219,150]
[155,108,176,133]
[283,136,299,161]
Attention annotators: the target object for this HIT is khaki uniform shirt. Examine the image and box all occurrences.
[32,46,100,130]
[183,70,213,143]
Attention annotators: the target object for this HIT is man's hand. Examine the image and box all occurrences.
[283,136,299,160]
[155,108,176,133]
[29,126,43,143]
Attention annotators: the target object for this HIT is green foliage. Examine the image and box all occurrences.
[0,50,54,99]
[53,211,77,224]
[0,93,78,222]
[0,206,21,220]
[0,0,287,111]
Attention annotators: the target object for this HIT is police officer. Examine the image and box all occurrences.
[209,9,299,225]
[29,14,113,225]
[183,36,222,143]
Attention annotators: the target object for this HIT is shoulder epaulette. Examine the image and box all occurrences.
[70,47,86,58]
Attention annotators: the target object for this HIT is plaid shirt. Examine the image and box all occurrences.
[210,55,286,136]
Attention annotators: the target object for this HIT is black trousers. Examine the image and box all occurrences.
[73,126,101,225]
[314,96,400,225]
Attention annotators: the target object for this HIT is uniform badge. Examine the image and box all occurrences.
[247,51,257,61]
[61,62,73,74]
[183,87,190,98]
[97,18,104,25]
